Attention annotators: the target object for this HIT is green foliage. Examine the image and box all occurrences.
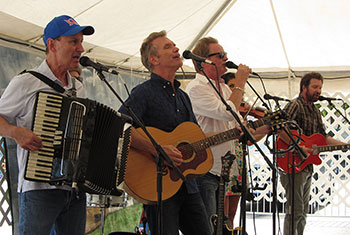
[89,203,143,235]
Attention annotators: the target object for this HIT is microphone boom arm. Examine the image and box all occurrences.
[324,100,350,124]
[225,61,271,110]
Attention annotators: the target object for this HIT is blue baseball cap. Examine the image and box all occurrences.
[43,15,94,46]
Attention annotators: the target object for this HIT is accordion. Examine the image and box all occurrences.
[25,91,131,195]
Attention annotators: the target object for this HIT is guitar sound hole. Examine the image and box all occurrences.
[177,142,194,161]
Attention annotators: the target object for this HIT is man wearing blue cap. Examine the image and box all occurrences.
[0,15,94,234]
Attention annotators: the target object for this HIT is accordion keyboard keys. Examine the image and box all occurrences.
[25,93,63,181]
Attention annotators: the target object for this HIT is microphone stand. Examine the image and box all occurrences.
[239,135,248,235]
[246,81,270,111]
[269,100,308,235]
[325,100,350,124]
[244,75,285,234]
[229,71,280,234]
[95,70,185,235]
[271,130,278,235]
[269,100,282,235]
[198,64,274,235]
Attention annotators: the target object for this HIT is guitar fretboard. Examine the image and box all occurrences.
[191,118,267,152]
[316,144,350,153]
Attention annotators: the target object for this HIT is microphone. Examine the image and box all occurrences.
[225,61,259,76]
[79,56,119,75]
[318,95,342,102]
[263,93,290,102]
[182,50,215,65]
[225,61,238,69]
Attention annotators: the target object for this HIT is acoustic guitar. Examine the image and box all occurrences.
[123,111,285,204]
[211,151,236,235]
[277,130,350,173]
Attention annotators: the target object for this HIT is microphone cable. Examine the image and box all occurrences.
[250,72,272,110]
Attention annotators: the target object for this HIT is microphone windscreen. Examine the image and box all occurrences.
[79,56,90,66]
[225,61,238,69]
[182,50,191,59]
[263,94,271,100]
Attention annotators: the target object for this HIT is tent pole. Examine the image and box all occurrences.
[184,0,237,52]
[269,0,292,70]
[288,69,292,98]
[269,1,292,234]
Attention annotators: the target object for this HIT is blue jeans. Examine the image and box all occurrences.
[197,172,220,234]
[19,189,86,235]
[144,183,211,235]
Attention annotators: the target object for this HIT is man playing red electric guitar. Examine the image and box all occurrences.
[278,72,347,235]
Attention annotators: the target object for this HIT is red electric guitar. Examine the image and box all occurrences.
[277,130,350,173]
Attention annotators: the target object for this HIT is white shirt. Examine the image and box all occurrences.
[186,73,243,176]
[0,60,85,192]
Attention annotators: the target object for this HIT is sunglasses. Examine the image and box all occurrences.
[207,51,227,59]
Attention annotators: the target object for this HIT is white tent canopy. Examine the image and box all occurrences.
[1,0,350,74]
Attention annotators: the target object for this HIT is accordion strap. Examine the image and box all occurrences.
[24,70,65,94]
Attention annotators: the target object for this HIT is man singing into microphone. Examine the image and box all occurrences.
[278,72,347,235]
[185,36,269,232]
[118,30,211,235]
[0,15,94,234]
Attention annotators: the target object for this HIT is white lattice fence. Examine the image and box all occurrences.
[244,91,350,216]
[0,137,11,226]
[313,92,350,216]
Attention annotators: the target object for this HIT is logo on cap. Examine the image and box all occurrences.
[64,18,79,26]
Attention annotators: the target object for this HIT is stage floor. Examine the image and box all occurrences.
[1,213,350,235]
[242,213,350,235]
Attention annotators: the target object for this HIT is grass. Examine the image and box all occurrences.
[88,202,143,235]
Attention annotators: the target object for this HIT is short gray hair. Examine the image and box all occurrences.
[140,30,167,72]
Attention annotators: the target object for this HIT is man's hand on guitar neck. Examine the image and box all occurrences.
[255,124,271,135]
[299,145,312,156]
[278,129,312,155]
[242,120,271,136]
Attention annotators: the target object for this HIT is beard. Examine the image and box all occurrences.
[306,89,319,102]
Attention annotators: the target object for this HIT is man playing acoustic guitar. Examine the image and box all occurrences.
[118,31,211,235]
[278,72,347,235]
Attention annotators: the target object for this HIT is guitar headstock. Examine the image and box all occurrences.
[221,151,236,182]
[262,110,288,131]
